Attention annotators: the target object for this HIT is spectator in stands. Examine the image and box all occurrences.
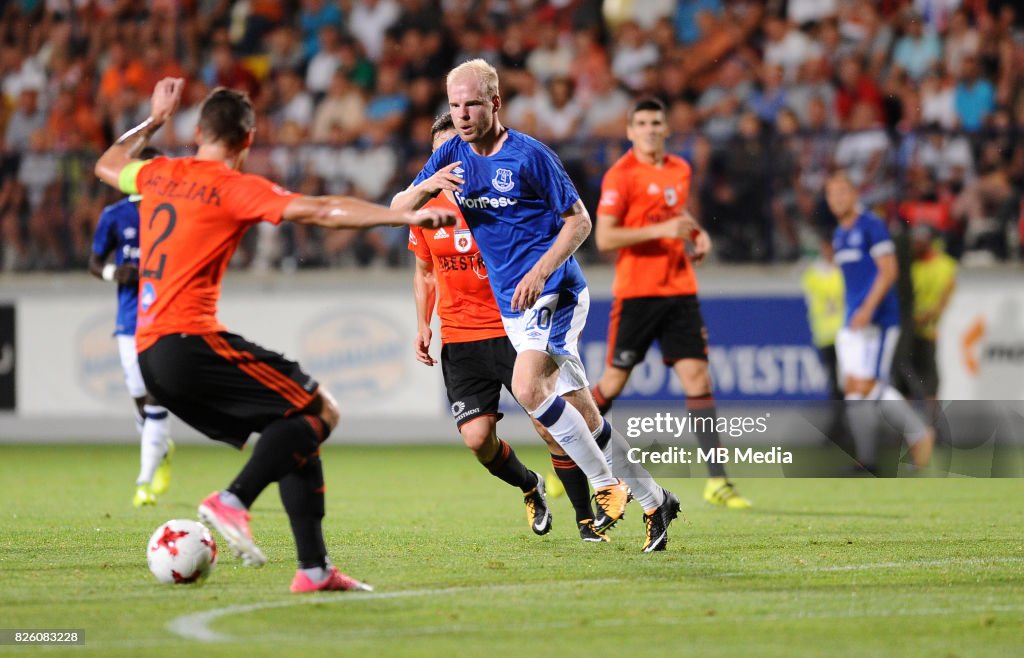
[305,25,343,99]
[534,76,582,143]
[748,62,787,124]
[452,22,499,68]
[580,66,631,139]
[138,42,185,100]
[272,68,315,133]
[206,42,261,101]
[365,64,409,134]
[349,0,401,62]
[526,21,573,84]
[97,41,145,105]
[674,0,724,45]
[697,58,752,143]
[834,56,883,128]
[834,101,891,203]
[3,88,44,166]
[298,0,344,62]
[0,0,1021,270]
[311,70,367,143]
[764,15,819,83]
[893,10,942,81]
[610,21,659,92]
[954,56,996,132]
[920,70,957,130]
[944,9,980,78]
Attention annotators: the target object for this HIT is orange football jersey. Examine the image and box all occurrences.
[129,157,300,351]
[408,193,506,344]
[598,149,699,298]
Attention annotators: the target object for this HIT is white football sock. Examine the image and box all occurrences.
[595,420,665,512]
[530,393,617,489]
[136,405,170,485]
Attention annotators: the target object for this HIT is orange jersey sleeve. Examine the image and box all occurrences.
[410,194,505,344]
[599,150,698,299]
[133,157,300,351]
[408,225,431,263]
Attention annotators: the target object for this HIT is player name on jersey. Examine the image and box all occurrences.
[140,175,223,206]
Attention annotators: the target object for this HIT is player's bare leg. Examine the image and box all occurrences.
[459,415,551,535]
[592,366,630,415]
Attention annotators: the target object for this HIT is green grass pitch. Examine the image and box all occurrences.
[0,443,1022,657]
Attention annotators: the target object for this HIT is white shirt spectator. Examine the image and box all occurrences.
[921,81,957,129]
[278,91,315,128]
[526,27,573,83]
[535,95,583,142]
[834,128,890,186]
[306,51,340,95]
[580,85,631,138]
[341,143,397,200]
[611,40,659,91]
[944,26,979,78]
[1,57,46,106]
[349,0,401,61]
[787,0,837,25]
[764,27,820,83]
[916,135,974,182]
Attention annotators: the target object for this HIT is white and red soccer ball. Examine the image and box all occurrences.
[147,519,217,584]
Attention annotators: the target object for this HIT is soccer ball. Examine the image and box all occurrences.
[146,519,217,584]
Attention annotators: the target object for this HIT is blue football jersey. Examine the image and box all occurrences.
[832,211,900,328]
[92,197,141,335]
[414,130,587,316]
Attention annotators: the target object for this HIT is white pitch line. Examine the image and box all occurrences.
[168,586,475,642]
[168,580,625,642]
[167,559,1024,643]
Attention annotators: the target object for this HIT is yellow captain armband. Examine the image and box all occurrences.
[117,160,149,195]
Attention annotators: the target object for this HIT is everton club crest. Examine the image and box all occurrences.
[492,168,514,193]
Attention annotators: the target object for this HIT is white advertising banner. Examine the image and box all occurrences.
[937,291,1024,400]
[17,292,446,418]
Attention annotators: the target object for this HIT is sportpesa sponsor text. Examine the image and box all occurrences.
[455,192,518,210]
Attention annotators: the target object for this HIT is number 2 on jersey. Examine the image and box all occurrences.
[142,203,177,280]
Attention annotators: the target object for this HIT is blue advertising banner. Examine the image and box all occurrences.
[579,297,829,402]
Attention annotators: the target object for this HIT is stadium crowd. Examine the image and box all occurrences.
[1,0,1023,271]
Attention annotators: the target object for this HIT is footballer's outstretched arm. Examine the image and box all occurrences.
[510,199,590,312]
[285,196,456,230]
[390,162,464,212]
[95,77,184,188]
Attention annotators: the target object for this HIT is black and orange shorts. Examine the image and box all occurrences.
[139,332,319,448]
[606,294,709,369]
